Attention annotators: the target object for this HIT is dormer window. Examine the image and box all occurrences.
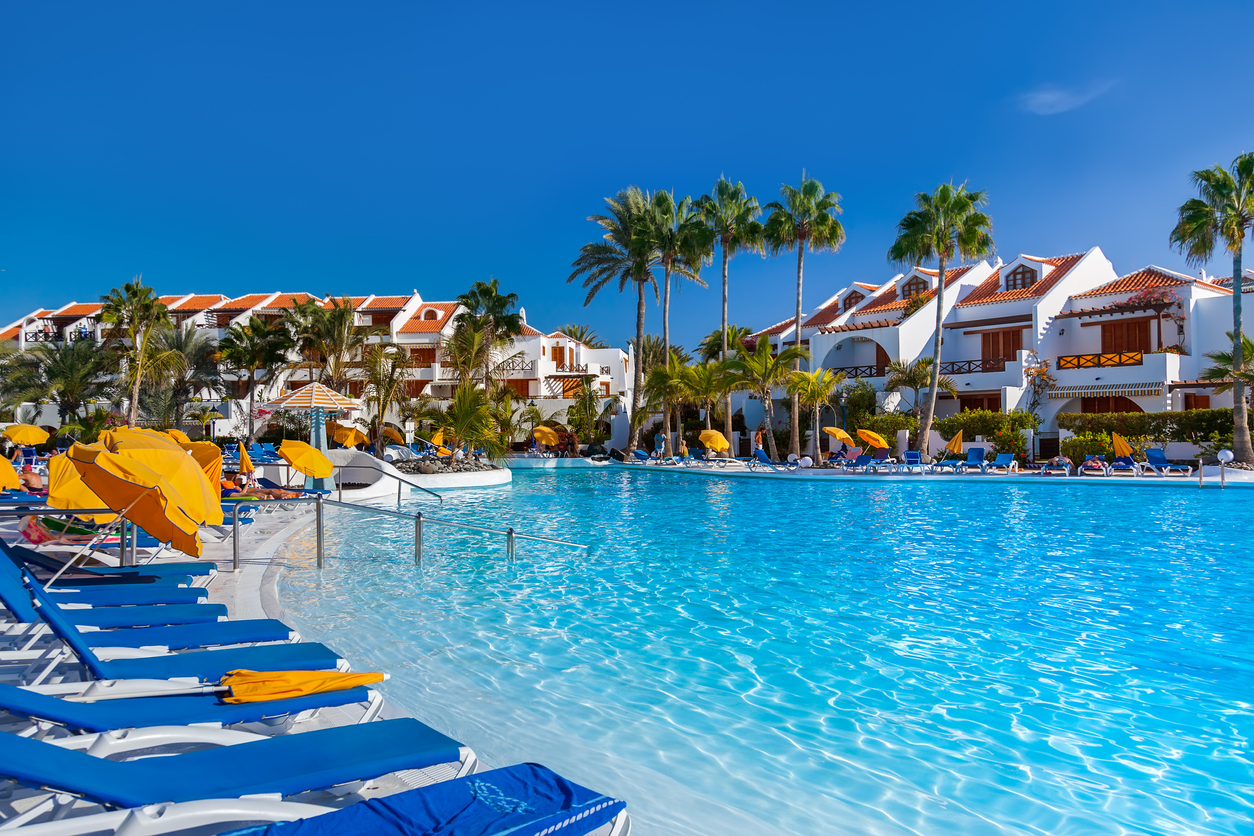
[843,290,864,312]
[901,277,929,299]
[423,309,440,320]
[1006,264,1037,291]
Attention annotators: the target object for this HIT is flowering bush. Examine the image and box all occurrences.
[991,428,1028,464]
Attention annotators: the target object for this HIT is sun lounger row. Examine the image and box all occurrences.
[0,534,629,836]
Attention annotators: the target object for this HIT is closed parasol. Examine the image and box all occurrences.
[944,429,964,456]
[1112,433,1134,458]
[279,440,333,478]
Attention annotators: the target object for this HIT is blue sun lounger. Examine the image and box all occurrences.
[983,453,1019,474]
[749,448,797,472]
[21,572,343,684]
[1,539,214,582]
[1143,448,1192,477]
[0,551,207,607]
[219,763,628,836]
[1108,455,1139,476]
[0,717,467,808]
[937,447,985,474]
[842,453,873,473]
[897,451,925,474]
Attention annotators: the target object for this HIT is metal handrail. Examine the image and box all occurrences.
[336,463,442,503]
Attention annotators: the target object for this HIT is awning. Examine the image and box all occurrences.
[1048,382,1163,399]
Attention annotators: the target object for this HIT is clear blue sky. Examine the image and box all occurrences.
[2,1,1252,350]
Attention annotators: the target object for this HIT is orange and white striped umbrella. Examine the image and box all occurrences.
[264,383,359,412]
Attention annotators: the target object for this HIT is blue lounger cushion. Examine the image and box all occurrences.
[0,718,463,808]
[60,603,229,628]
[222,763,626,836]
[1,539,215,578]
[0,682,374,733]
[78,618,292,650]
[43,585,208,606]
[0,560,209,624]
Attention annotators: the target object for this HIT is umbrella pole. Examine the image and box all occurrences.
[43,492,149,589]
[63,684,227,702]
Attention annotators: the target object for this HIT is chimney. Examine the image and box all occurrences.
[519,306,527,324]
[993,257,1004,269]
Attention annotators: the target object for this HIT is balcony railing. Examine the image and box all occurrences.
[1057,351,1143,370]
[553,362,589,374]
[832,364,885,379]
[23,331,58,343]
[937,358,1007,375]
[599,365,612,376]
[498,357,537,378]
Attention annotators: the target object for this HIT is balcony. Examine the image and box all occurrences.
[552,362,589,375]
[1057,351,1143,370]
[498,357,537,379]
[938,358,1007,375]
[23,331,58,343]
[832,364,885,379]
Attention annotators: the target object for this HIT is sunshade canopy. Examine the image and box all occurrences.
[0,458,20,492]
[430,430,444,446]
[279,440,333,478]
[3,424,49,445]
[237,443,254,475]
[98,429,222,526]
[944,429,964,455]
[180,442,224,496]
[381,427,404,444]
[164,429,192,444]
[698,429,729,452]
[219,669,386,704]
[1112,433,1134,458]
[333,425,368,447]
[46,454,116,524]
[857,429,890,450]
[821,427,855,445]
[532,426,558,446]
[67,443,203,556]
[264,382,360,412]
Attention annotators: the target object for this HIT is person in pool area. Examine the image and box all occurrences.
[1048,455,1074,469]
[754,425,764,451]
[677,440,689,458]
[1080,455,1105,471]
[223,471,299,500]
[17,465,43,493]
[653,430,665,457]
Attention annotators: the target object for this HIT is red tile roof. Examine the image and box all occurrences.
[519,323,545,337]
[322,296,368,310]
[363,295,412,310]
[51,303,102,319]
[749,316,796,339]
[170,294,230,312]
[259,293,314,310]
[216,293,276,313]
[398,302,459,334]
[956,255,1083,307]
[818,318,900,335]
[0,310,51,341]
[858,266,975,315]
[802,299,844,329]
[1071,266,1228,298]
[853,282,880,291]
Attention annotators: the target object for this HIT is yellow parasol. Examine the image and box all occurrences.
[164,428,192,444]
[944,429,964,456]
[179,442,224,496]
[0,458,20,492]
[822,427,855,445]
[698,429,729,452]
[99,430,222,526]
[46,454,116,524]
[237,443,255,475]
[218,669,386,704]
[333,425,369,447]
[430,429,444,446]
[67,443,204,556]
[1112,433,1134,458]
[3,424,49,446]
[532,426,559,446]
[279,440,333,478]
[857,429,890,450]
[381,427,404,444]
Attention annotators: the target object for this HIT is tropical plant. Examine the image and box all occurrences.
[488,384,524,449]
[645,359,691,456]
[683,360,736,432]
[185,404,224,439]
[1170,152,1254,463]
[359,344,413,459]
[554,324,607,348]
[638,190,710,364]
[434,383,508,459]
[217,316,294,445]
[728,336,809,461]
[59,408,118,444]
[137,383,177,429]
[100,278,186,427]
[456,278,525,390]
[884,357,958,441]
[786,368,846,458]
[763,175,846,457]
[399,393,442,433]
[568,186,656,452]
[0,339,109,423]
[440,321,492,385]
[696,325,753,363]
[566,376,611,442]
[628,334,687,378]
[887,182,994,458]
[697,179,763,374]
[1202,331,1254,392]
[155,326,221,431]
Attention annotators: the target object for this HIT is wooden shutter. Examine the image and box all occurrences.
[553,346,565,366]
[1005,328,1022,357]
[981,332,996,361]
[874,342,890,368]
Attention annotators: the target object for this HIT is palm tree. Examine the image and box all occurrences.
[887,183,994,459]
[185,404,224,440]
[786,368,846,458]
[1,340,108,423]
[645,359,689,455]
[283,297,379,393]
[456,278,524,390]
[60,408,114,444]
[435,383,508,459]
[627,334,683,378]
[569,186,657,451]
[696,324,753,363]
[683,360,735,432]
[884,357,957,446]
[155,326,221,432]
[360,344,412,459]
[638,191,710,368]
[554,324,608,348]
[440,321,493,386]
[1170,153,1254,464]
[729,336,809,462]
[1202,331,1254,393]
[697,179,763,446]
[566,376,608,442]
[763,176,845,457]
[100,278,186,427]
[217,316,294,445]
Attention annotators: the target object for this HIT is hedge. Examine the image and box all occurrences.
[933,408,1040,440]
[1055,408,1237,443]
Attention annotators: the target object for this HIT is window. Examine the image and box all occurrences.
[552,345,566,366]
[601,381,611,395]
[1081,395,1143,414]
[959,395,1001,412]
[901,277,928,299]
[843,290,864,312]
[1100,320,1151,354]
[1005,264,1036,291]
[1184,393,1211,410]
[980,329,1023,361]
[423,309,439,320]
[409,346,436,367]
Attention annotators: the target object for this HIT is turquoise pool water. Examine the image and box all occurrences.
[277,470,1254,835]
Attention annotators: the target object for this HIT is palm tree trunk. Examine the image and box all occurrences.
[721,243,733,457]
[662,264,673,457]
[247,369,257,446]
[764,394,780,461]
[1232,248,1253,463]
[918,257,947,459]
[790,246,803,458]
[627,280,646,452]
[128,372,141,428]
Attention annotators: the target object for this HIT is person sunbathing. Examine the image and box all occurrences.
[20,515,117,547]
[17,466,43,493]
[225,473,300,500]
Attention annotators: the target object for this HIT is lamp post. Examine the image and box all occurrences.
[837,390,849,430]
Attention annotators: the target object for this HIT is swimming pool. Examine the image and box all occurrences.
[277,470,1254,835]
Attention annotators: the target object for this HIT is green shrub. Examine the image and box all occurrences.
[1055,408,1237,443]
[991,428,1028,464]
[933,408,1040,440]
[1060,432,1115,463]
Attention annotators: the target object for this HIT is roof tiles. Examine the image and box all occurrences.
[956,254,1083,307]
[170,294,230,312]
[364,295,412,310]
[857,266,974,315]
[216,293,276,313]
[398,302,459,334]
[51,303,102,319]
[1071,266,1228,299]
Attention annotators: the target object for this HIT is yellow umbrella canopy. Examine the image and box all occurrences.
[3,424,49,446]
[100,430,223,526]
[180,442,224,497]
[164,428,192,444]
[333,425,369,447]
[698,429,729,452]
[857,429,890,450]
[279,440,333,478]
[219,669,386,705]
[822,426,855,445]
[237,443,255,475]
[99,427,186,452]
[532,426,559,446]
[1112,433,1134,458]
[430,429,444,447]
[46,454,117,524]
[0,458,23,492]
[381,427,404,444]
[67,443,203,556]
[944,429,964,456]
